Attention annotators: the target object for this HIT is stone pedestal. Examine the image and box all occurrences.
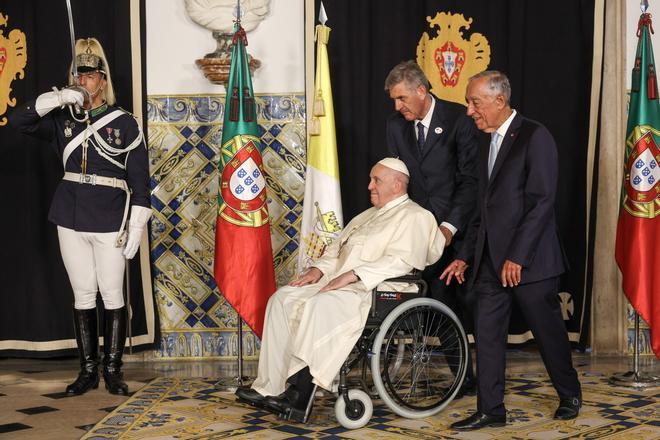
[195,32,261,87]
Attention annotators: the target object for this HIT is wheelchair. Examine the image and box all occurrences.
[331,272,469,429]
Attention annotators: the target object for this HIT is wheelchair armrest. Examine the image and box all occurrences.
[381,268,424,284]
[369,269,428,320]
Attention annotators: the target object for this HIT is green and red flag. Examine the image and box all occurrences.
[214,23,276,338]
[615,12,660,358]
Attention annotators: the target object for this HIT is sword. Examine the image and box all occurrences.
[125,257,133,353]
[64,0,89,121]
[65,0,77,86]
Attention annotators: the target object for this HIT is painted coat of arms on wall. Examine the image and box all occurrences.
[416,12,490,105]
[0,13,27,126]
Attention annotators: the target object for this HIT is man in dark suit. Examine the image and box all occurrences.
[384,61,479,396]
[442,71,581,430]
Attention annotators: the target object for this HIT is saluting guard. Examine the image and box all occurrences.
[11,37,150,396]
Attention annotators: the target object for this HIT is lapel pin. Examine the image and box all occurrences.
[434,127,443,134]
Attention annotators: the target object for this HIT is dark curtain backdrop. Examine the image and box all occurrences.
[0,0,152,357]
[317,0,594,346]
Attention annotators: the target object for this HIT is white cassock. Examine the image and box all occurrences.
[251,194,445,396]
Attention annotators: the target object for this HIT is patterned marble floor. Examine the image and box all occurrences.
[0,352,657,439]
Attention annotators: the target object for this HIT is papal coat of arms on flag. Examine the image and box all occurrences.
[297,13,344,272]
[214,23,276,339]
[416,12,490,105]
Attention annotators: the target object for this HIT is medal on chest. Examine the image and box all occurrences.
[64,120,75,138]
[105,127,122,145]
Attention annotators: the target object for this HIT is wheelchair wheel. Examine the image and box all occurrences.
[334,389,373,429]
[371,297,468,419]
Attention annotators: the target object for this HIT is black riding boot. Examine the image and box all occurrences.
[103,307,129,395]
[66,308,100,395]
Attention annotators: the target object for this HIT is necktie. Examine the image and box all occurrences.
[416,121,425,154]
[488,132,501,178]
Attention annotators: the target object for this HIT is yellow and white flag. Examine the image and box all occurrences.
[297,8,343,272]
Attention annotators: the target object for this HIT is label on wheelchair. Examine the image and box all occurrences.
[372,290,421,320]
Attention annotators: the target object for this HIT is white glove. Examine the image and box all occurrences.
[35,87,85,117]
[122,206,152,259]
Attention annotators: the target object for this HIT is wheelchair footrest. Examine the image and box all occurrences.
[236,396,270,411]
[277,406,310,423]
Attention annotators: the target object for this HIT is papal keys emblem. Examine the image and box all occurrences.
[219,135,269,227]
[623,126,660,218]
[417,12,491,105]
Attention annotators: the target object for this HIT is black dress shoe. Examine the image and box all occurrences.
[235,386,266,406]
[450,411,506,430]
[554,396,581,420]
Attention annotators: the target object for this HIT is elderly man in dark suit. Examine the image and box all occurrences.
[384,61,479,396]
[442,71,581,430]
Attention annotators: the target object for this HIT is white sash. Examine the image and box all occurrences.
[61,109,125,168]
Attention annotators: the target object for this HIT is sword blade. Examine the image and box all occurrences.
[65,0,77,85]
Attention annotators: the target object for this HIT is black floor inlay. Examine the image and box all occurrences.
[0,423,32,434]
[76,423,96,432]
[17,405,60,415]
[41,391,70,399]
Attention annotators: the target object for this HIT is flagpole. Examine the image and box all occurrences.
[237,316,244,382]
[214,315,252,390]
[214,0,258,390]
[610,0,660,388]
[609,312,659,389]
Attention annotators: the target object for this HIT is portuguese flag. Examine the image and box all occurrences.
[615,13,660,358]
[214,23,276,338]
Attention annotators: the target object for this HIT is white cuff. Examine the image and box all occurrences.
[440,222,457,236]
[129,206,152,229]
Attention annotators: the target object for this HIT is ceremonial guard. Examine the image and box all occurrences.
[11,38,150,395]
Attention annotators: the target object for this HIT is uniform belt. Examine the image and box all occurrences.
[62,172,131,247]
[63,171,128,190]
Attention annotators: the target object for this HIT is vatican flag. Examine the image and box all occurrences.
[297,16,343,272]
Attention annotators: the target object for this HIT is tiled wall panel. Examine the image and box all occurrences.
[147,94,306,359]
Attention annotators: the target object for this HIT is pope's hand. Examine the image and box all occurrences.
[289,267,323,287]
[319,270,359,292]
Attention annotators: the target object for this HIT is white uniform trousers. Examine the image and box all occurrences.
[251,282,371,397]
[57,226,126,310]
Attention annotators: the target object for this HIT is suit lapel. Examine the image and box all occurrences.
[478,132,490,183]
[489,113,523,184]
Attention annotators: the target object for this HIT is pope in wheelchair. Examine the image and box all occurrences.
[236,158,469,427]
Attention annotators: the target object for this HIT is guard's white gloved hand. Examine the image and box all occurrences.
[35,87,85,117]
[122,206,152,259]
